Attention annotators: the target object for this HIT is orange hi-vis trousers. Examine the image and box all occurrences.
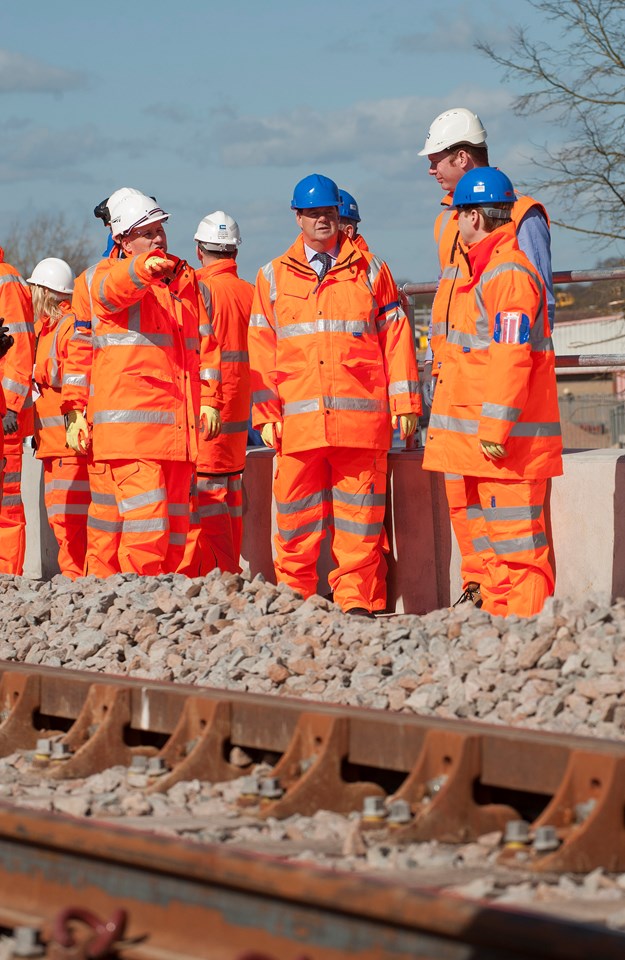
[42,456,90,579]
[274,446,388,613]
[86,459,193,576]
[450,475,554,617]
[86,460,122,577]
[197,473,243,574]
[0,434,26,575]
[445,473,487,590]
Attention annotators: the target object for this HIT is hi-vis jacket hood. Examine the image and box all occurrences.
[423,222,562,481]
[89,250,222,463]
[249,233,420,454]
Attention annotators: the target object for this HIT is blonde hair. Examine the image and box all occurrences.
[31,286,66,325]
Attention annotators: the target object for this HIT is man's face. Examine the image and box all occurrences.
[121,219,168,257]
[296,206,339,250]
[427,149,466,193]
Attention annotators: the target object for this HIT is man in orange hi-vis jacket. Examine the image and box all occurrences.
[0,251,34,575]
[422,168,563,618]
[189,210,253,575]
[65,188,222,576]
[249,173,421,617]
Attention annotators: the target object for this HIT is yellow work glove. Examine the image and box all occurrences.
[200,405,221,440]
[480,440,507,460]
[145,255,176,280]
[65,409,89,454]
[260,421,282,448]
[392,413,418,439]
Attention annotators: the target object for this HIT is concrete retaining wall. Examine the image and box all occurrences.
[19,445,625,611]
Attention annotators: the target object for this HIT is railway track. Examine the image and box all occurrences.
[1,661,625,958]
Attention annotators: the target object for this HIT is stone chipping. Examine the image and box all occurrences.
[2,569,625,927]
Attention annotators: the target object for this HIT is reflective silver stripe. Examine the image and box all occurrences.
[2,377,29,397]
[482,505,543,522]
[128,259,146,290]
[221,350,249,362]
[510,421,562,437]
[169,532,187,545]
[250,313,271,329]
[278,517,328,542]
[283,398,320,416]
[87,517,123,532]
[0,274,27,288]
[199,503,229,517]
[200,367,221,382]
[429,413,478,434]
[93,331,174,349]
[492,532,549,554]
[278,321,318,339]
[444,473,463,481]
[71,332,91,344]
[466,504,484,520]
[118,486,167,514]
[230,477,242,491]
[252,388,279,403]
[276,489,331,514]
[440,265,459,280]
[45,479,91,493]
[447,329,489,350]
[3,322,34,335]
[62,374,89,387]
[262,261,277,301]
[122,518,168,533]
[37,416,65,428]
[168,503,188,516]
[221,420,248,434]
[334,517,383,536]
[3,473,21,484]
[199,281,213,320]
[317,319,374,334]
[532,336,554,353]
[388,380,419,396]
[98,278,121,314]
[189,511,200,524]
[323,395,389,413]
[47,503,90,517]
[92,410,176,425]
[90,491,117,506]
[198,478,226,493]
[475,260,546,343]
[482,402,521,422]
[332,488,386,508]
[185,337,200,351]
[431,321,447,337]
[2,495,22,507]
[472,536,491,552]
[229,505,243,517]
[199,323,216,338]
[366,254,382,290]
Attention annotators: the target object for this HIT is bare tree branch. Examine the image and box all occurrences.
[2,213,97,279]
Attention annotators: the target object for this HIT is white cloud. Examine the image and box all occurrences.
[0,49,85,94]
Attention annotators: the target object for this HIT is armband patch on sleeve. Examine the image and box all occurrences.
[493,311,530,344]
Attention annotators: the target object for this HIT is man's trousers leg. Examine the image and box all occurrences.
[445,473,488,590]
[196,474,240,574]
[86,460,122,577]
[0,434,25,575]
[43,456,90,579]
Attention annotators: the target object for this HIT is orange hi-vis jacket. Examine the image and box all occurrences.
[0,250,35,437]
[90,250,222,463]
[353,233,370,252]
[423,222,562,480]
[430,193,549,374]
[196,259,253,474]
[33,301,82,458]
[249,234,420,454]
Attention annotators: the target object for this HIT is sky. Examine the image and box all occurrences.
[1,0,616,287]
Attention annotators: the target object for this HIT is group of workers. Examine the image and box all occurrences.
[0,106,562,619]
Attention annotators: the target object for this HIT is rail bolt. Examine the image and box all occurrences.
[532,825,560,853]
[239,775,260,798]
[259,776,284,800]
[50,741,71,761]
[147,756,167,776]
[12,926,45,957]
[362,795,387,821]
[387,798,412,825]
[503,820,531,846]
[34,738,52,760]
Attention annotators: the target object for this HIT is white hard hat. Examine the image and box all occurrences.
[27,258,75,296]
[194,211,241,251]
[108,187,169,238]
[418,108,487,156]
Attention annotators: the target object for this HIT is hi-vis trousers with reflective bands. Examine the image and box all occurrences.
[178,472,243,576]
[273,447,388,613]
[86,459,193,576]
[448,475,554,617]
[43,456,90,580]
[0,434,26,575]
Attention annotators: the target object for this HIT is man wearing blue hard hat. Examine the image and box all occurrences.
[248,173,421,617]
[422,167,562,618]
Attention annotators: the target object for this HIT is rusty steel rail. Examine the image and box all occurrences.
[2,661,625,876]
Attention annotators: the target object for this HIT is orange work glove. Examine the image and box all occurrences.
[65,409,90,454]
[392,413,418,439]
[200,405,221,439]
[480,440,507,460]
[260,421,282,448]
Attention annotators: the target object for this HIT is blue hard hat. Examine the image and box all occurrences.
[291,173,340,210]
[452,167,516,208]
[338,189,361,222]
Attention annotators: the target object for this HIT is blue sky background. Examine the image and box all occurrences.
[1,0,615,286]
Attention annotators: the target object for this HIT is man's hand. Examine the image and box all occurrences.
[145,256,176,280]
[480,439,507,460]
[260,421,282,448]
[2,409,18,435]
[392,413,418,439]
[0,325,14,360]
[200,405,221,440]
[65,410,90,453]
